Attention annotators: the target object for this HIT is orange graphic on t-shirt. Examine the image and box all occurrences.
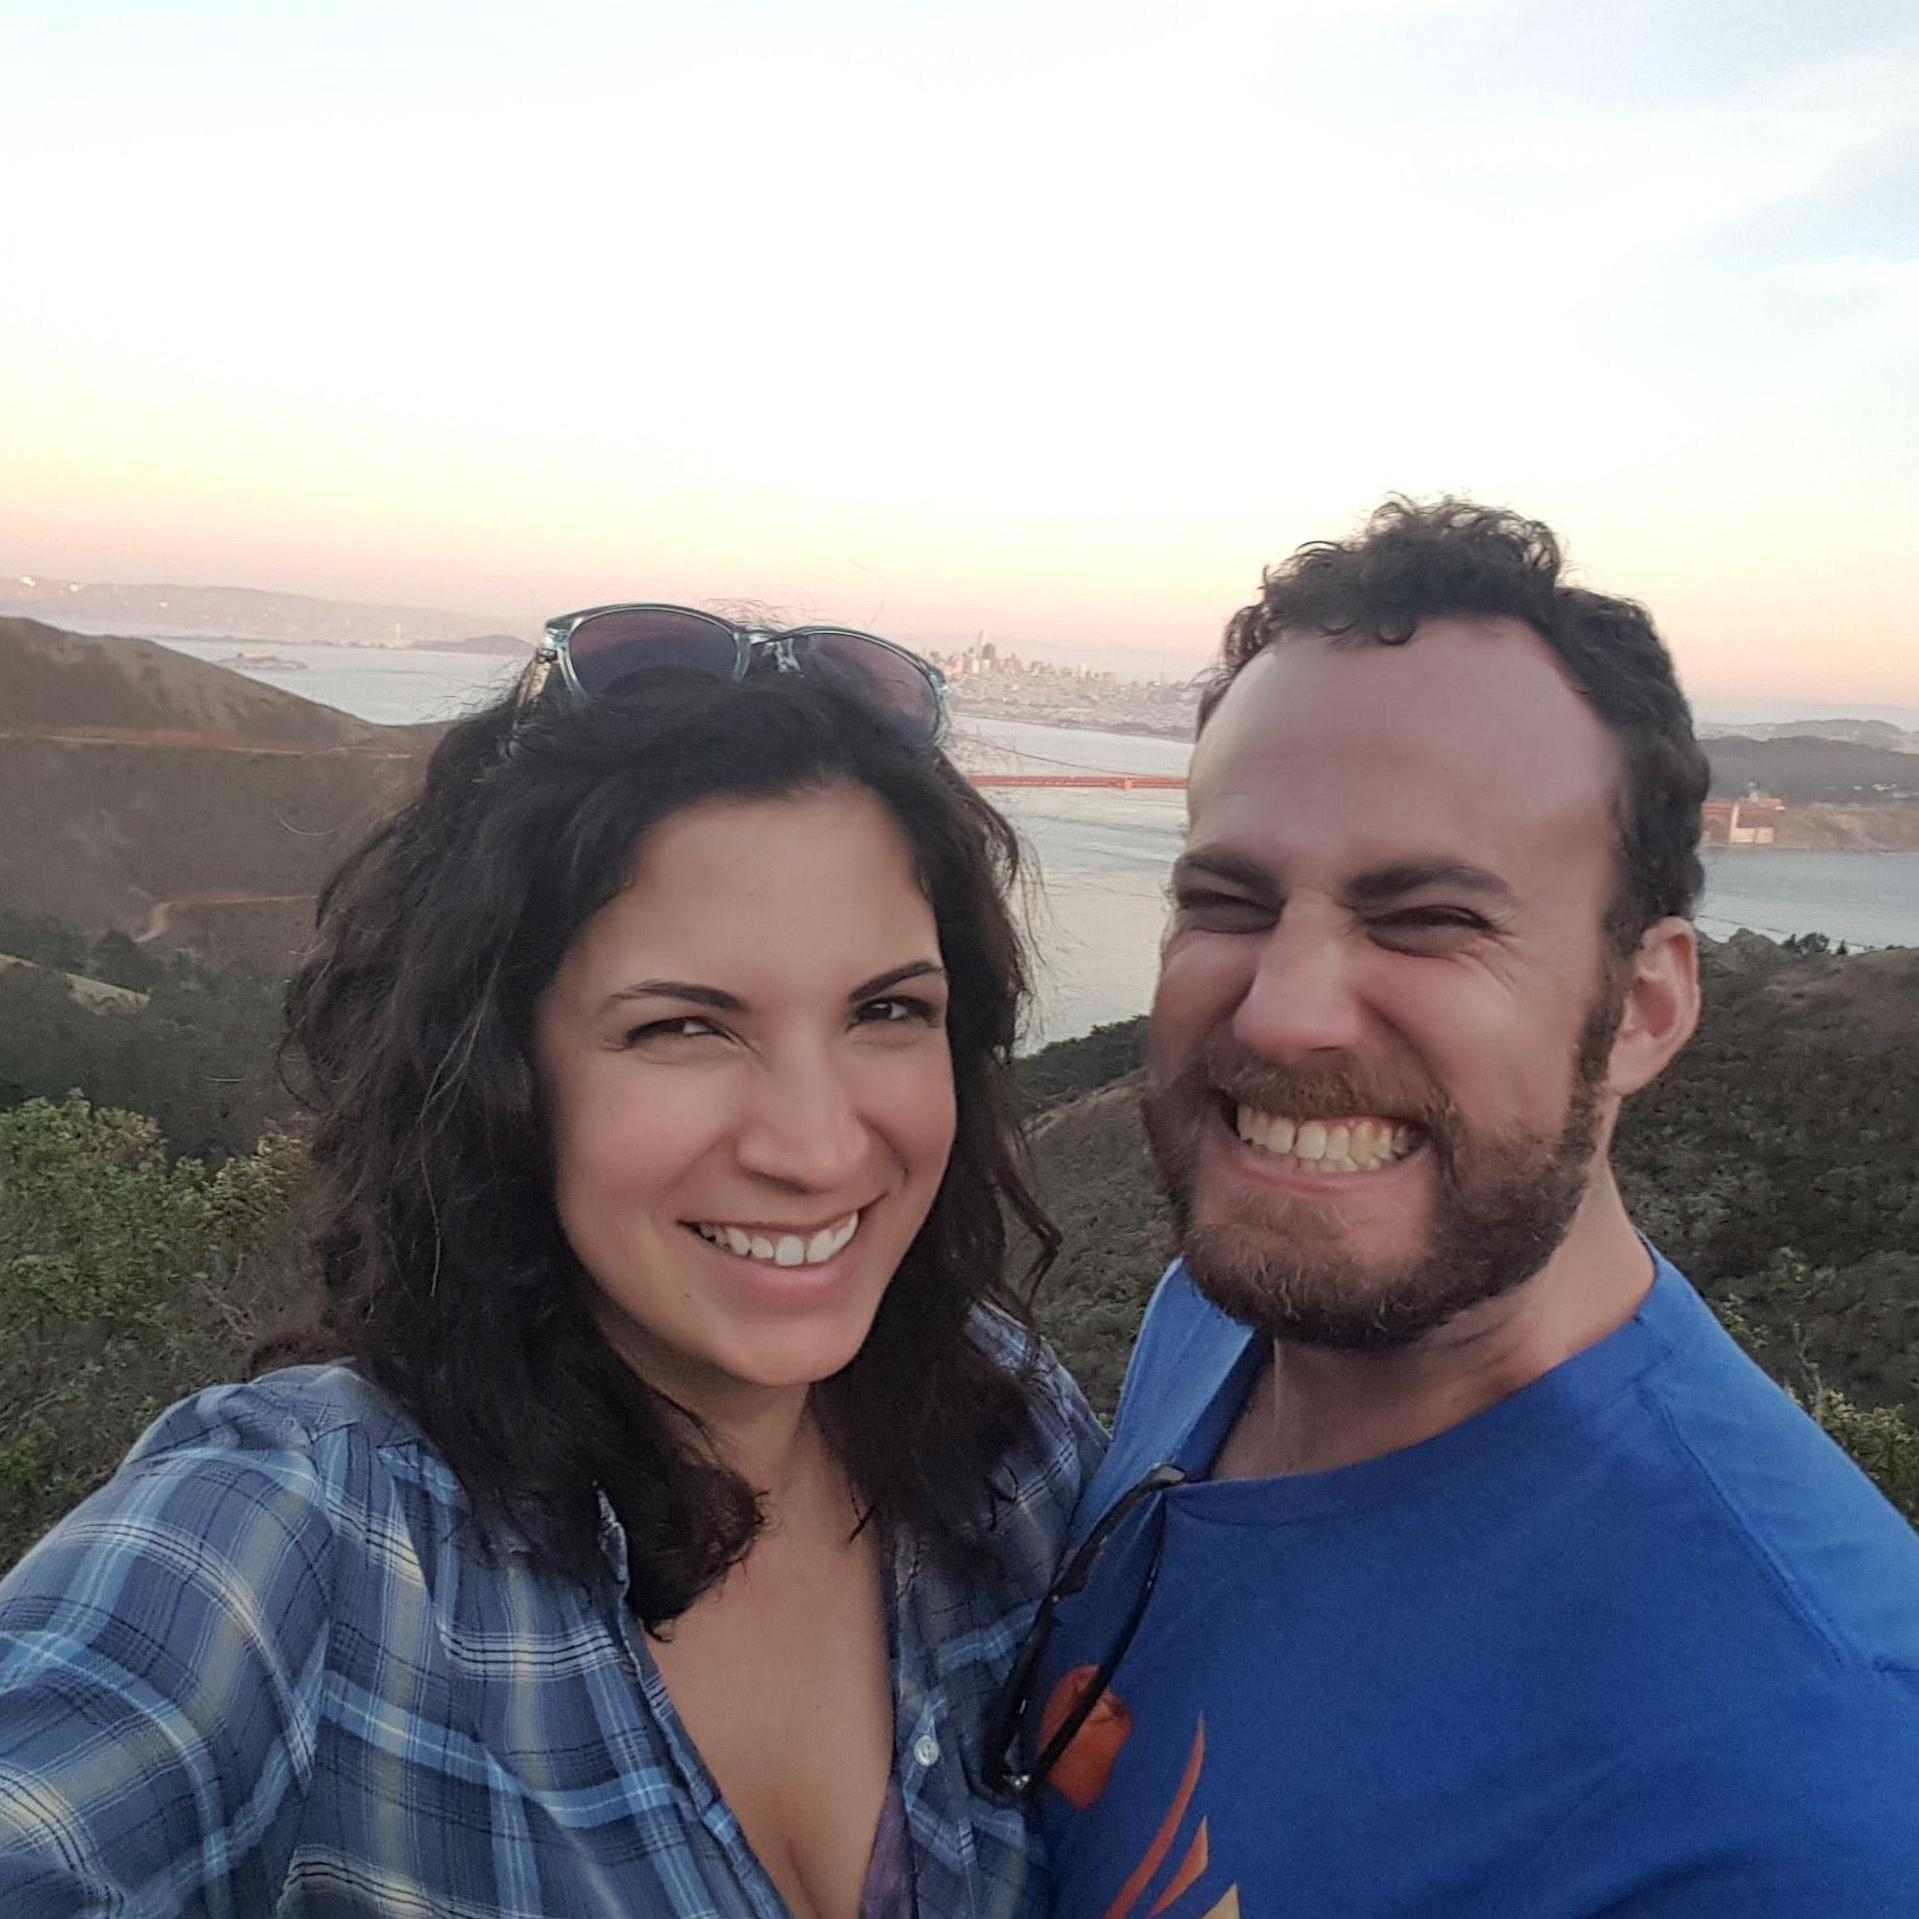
[1036,1677,1239,1919]
[1037,1664,1134,1810]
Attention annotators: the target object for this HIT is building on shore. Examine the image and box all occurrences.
[1702,794,1787,846]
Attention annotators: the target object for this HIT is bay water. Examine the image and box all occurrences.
[156,641,1919,1044]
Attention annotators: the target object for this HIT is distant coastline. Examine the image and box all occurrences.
[216,650,306,672]
[66,623,1919,860]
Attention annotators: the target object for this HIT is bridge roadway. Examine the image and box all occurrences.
[966,773,1186,790]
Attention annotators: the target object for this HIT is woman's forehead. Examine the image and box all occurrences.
[558,788,940,1000]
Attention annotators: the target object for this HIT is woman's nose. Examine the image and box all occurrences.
[734,1051,870,1189]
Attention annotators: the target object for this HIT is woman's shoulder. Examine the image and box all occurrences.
[0,1371,485,1912]
[131,1361,412,1447]
[2,1366,465,1613]
[965,1303,1109,1548]
[122,1363,459,1502]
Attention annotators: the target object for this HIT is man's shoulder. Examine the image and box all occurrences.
[1500,1665,1919,1915]
[1115,1261,1251,1418]
[1630,1253,1919,1671]
[1073,1264,1252,1537]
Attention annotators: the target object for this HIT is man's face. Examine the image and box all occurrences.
[1142,618,1630,1350]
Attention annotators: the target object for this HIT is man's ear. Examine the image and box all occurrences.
[1607,917,1701,1098]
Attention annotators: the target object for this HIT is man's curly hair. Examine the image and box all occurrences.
[1201,496,1710,951]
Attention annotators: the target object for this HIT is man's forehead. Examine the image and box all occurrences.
[1188,620,1622,883]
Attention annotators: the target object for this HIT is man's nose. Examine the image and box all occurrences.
[1230,911,1368,1061]
[735,1048,870,1189]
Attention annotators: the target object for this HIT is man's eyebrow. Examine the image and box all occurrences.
[1170,849,1276,895]
[1344,861,1515,908]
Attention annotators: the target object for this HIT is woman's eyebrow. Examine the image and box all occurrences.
[847,960,946,1004]
[602,980,746,1014]
[598,964,946,1018]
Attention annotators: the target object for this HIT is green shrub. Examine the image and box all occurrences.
[1802,1386,1919,1523]
[0,950,288,1162]
[0,1095,306,1574]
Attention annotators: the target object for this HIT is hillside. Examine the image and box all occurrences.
[1699,717,1919,753]
[0,620,431,967]
[1705,732,1919,805]
[0,617,394,745]
[1023,938,1919,1425]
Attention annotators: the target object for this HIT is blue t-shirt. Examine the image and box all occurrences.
[1035,1252,1919,1917]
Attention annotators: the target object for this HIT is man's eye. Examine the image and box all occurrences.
[1174,890,1273,930]
[1370,909,1489,947]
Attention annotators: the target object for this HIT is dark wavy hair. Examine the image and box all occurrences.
[275,668,1058,1631]
[1202,496,1711,951]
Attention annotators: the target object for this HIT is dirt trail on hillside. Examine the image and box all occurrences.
[137,891,314,944]
[0,724,415,759]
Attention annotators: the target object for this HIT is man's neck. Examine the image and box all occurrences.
[1212,1176,1657,1482]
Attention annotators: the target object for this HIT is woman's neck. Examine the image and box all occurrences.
[704,1383,824,1504]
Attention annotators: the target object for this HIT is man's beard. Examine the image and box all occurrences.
[1140,994,1621,1353]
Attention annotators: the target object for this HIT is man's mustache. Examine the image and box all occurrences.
[1159,1029,1458,1137]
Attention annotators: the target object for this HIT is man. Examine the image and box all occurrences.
[1019,501,1919,1915]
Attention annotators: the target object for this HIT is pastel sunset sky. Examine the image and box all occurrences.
[4,0,1915,707]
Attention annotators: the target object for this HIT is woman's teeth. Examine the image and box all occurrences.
[1234,1106,1422,1174]
[691,1212,861,1266]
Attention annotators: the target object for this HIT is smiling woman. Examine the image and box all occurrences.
[534,786,961,1428]
[0,643,1105,1919]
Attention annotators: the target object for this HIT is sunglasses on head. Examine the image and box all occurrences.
[513,603,950,751]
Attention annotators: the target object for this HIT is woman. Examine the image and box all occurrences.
[0,606,1105,1917]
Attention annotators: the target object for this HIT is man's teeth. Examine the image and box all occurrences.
[692,1212,861,1266]
[1234,1107,1421,1173]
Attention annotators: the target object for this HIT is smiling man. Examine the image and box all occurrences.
[1026,501,1919,1915]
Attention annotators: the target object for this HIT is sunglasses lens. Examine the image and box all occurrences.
[564,608,739,697]
[789,630,944,748]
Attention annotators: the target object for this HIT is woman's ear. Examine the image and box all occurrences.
[1606,917,1701,1099]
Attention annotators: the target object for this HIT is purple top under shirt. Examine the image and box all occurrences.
[860,1776,917,1919]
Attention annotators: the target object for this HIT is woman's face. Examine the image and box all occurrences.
[534,784,958,1419]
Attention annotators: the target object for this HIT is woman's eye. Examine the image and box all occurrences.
[623,1016,722,1047]
[857,995,942,1029]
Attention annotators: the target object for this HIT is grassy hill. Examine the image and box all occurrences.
[1705,732,1919,805]
[0,616,394,745]
[0,619,432,968]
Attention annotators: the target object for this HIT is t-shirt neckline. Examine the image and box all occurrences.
[1156,1250,1681,1524]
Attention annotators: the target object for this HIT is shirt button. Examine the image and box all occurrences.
[913,1734,940,1769]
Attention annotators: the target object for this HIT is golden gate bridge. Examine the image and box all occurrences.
[954,736,1187,790]
[968,772,1185,789]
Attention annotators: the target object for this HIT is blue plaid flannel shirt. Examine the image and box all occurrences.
[0,1315,1105,1917]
